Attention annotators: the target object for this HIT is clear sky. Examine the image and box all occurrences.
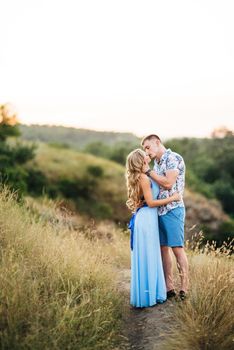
[1,0,234,138]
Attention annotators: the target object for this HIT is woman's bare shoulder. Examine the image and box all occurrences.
[140,173,150,184]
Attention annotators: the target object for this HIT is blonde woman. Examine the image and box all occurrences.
[126,149,181,308]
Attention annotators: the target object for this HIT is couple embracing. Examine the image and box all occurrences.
[126,134,189,308]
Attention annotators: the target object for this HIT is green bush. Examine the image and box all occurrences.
[58,177,95,200]
[26,169,48,195]
[218,220,234,241]
[13,143,36,163]
[87,165,104,177]
[84,141,110,158]
[0,166,28,194]
[92,202,113,219]
[213,181,234,214]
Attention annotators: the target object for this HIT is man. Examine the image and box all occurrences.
[141,134,188,300]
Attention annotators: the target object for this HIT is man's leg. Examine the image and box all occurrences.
[160,245,174,291]
[172,247,189,292]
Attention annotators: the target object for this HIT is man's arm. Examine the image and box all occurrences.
[146,169,179,190]
[140,174,181,206]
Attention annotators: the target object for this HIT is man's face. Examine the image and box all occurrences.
[143,139,160,160]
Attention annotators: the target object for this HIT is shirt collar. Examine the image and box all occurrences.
[156,148,172,165]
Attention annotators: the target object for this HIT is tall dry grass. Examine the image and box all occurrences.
[0,189,129,349]
[163,233,234,350]
[2,186,233,350]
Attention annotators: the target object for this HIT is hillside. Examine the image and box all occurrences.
[26,142,128,222]
[19,125,234,220]
[24,142,233,242]
[19,124,140,149]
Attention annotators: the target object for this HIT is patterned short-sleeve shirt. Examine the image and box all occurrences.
[153,149,185,216]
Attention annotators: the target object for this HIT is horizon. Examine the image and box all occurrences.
[19,121,232,140]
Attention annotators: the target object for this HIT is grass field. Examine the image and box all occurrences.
[0,188,233,349]
[163,237,234,350]
[0,188,129,349]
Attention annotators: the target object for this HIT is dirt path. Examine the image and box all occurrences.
[117,269,177,350]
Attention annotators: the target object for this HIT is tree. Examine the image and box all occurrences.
[0,103,35,193]
[0,104,20,141]
[211,126,234,139]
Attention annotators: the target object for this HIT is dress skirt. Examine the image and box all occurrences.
[130,206,167,307]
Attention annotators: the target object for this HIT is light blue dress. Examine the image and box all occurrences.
[130,180,167,307]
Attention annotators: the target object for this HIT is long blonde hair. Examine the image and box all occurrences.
[125,149,145,212]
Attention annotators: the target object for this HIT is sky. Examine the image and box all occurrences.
[0,0,234,139]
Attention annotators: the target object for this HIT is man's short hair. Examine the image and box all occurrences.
[141,134,161,146]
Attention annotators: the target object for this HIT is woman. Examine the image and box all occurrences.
[126,149,181,308]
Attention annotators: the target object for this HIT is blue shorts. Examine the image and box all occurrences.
[158,207,185,247]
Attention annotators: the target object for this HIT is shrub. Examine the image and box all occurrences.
[26,168,48,195]
[87,165,104,178]
[213,180,234,214]
[58,177,95,200]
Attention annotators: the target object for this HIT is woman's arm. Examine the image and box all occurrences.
[140,174,181,208]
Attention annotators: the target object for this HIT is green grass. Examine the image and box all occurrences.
[30,143,124,179]
[26,143,128,222]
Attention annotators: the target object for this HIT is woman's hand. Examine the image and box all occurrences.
[170,192,182,202]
